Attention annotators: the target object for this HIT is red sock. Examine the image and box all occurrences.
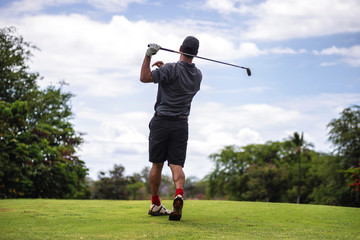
[175,188,184,197]
[151,195,161,206]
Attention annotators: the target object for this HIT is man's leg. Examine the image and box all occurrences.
[169,164,185,192]
[169,164,185,221]
[148,162,171,216]
[149,162,164,205]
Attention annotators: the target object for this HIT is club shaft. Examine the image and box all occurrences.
[159,47,249,71]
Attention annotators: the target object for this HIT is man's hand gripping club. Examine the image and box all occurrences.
[146,43,164,67]
[146,43,161,57]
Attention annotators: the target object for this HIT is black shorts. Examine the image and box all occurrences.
[148,115,188,167]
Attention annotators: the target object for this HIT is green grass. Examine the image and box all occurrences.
[0,199,359,239]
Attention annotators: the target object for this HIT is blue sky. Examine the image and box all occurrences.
[1,0,359,180]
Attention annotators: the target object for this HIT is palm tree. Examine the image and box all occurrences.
[289,132,314,204]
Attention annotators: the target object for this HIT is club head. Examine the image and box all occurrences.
[246,68,251,76]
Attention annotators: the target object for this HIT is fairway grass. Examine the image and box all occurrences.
[0,199,359,239]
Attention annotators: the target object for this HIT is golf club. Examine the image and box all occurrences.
[148,45,251,76]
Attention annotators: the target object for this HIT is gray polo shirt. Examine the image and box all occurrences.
[151,61,202,116]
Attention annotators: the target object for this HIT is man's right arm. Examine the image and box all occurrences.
[140,55,153,83]
[140,44,160,83]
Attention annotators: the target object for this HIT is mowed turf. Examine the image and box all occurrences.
[0,199,359,239]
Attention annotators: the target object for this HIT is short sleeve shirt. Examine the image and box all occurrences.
[151,61,202,116]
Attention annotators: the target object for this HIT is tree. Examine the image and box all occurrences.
[0,27,89,198]
[207,142,286,201]
[308,152,358,206]
[327,105,360,205]
[244,163,288,202]
[327,105,360,169]
[207,137,359,206]
[207,145,249,200]
[347,163,360,192]
[140,166,151,194]
[184,176,206,199]
[91,164,128,199]
[288,132,313,204]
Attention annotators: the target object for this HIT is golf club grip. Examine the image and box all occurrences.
[147,44,251,76]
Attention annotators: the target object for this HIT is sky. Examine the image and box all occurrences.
[1,0,360,180]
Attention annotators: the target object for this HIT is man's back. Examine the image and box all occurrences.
[152,60,202,116]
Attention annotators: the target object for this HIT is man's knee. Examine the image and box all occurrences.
[151,162,164,173]
[169,164,183,170]
[169,164,185,177]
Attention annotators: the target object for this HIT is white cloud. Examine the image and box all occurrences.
[204,0,251,14]
[3,0,360,45]
[2,14,168,95]
[0,13,310,97]
[0,0,81,15]
[87,0,146,12]
[74,109,152,177]
[208,86,272,94]
[320,62,338,67]
[192,39,306,63]
[188,102,300,156]
[266,47,297,55]
[204,0,360,41]
[314,45,360,67]
[0,0,144,15]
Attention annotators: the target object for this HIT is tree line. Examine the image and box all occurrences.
[1,27,359,207]
[207,123,359,207]
[89,165,206,200]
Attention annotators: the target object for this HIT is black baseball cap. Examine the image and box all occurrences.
[182,36,199,55]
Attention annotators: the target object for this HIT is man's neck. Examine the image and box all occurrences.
[180,55,193,64]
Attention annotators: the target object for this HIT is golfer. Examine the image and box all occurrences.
[140,36,202,221]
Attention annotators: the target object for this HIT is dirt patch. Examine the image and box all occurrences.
[0,208,12,212]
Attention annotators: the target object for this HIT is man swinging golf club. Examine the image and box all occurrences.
[140,36,202,221]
